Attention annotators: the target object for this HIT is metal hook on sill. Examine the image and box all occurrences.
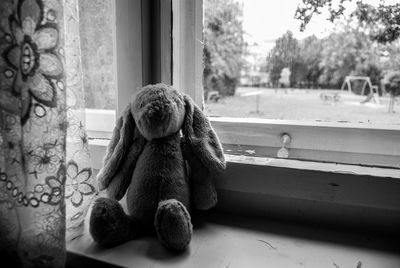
[277,133,291,158]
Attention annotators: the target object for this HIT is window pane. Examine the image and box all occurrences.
[79,0,116,110]
[203,0,400,125]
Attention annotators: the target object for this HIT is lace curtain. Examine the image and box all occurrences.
[0,0,97,266]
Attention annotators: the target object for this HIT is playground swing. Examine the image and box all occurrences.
[340,76,380,104]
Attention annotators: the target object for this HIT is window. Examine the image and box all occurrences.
[84,0,400,171]
[82,0,144,143]
[81,0,400,231]
[82,0,143,168]
[78,0,117,140]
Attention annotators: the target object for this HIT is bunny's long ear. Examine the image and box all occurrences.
[97,104,146,199]
[182,95,225,176]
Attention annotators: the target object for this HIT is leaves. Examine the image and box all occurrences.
[295,0,400,44]
[266,31,301,86]
[266,24,386,90]
[204,0,245,96]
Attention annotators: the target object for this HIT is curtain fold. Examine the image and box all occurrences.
[0,0,97,266]
[64,0,97,235]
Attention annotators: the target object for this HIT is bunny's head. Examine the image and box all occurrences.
[97,84,225,196]
[131,84,186,140]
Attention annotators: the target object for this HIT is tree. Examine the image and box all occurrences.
[317,25,381,90]
[267,31,300,86]
[284,35,324,88]
[204,0,245,97]
[295,0,400,44]
[380,40,400,72]
[290,60,308,88]
[295,0,400,99]
[382,71,400,113]
[298,35,323,88]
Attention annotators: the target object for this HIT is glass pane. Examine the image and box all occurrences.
[79,0,116,110]
[203,0,400,125]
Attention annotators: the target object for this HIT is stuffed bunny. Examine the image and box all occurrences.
[89,83,226,250]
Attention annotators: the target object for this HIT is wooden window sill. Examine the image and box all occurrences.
[71,140,400,267]
[66,211,400,268]
[89,138,400,178]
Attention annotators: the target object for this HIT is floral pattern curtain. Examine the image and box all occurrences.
[0,0,97,266]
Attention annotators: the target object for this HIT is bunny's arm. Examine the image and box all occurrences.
[181,95,226,210]
[181,138,218,210]
[106,128,146,200]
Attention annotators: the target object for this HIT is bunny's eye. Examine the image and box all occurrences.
[138,99,147,109]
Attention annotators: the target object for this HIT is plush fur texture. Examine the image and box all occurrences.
[155,199,193,250]
[90,84,225,250]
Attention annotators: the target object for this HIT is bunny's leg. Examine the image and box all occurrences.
[154,199,193,251]
[89,197,144,248]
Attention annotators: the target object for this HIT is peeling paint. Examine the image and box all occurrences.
[244,149,256,155]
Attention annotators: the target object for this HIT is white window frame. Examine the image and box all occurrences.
[85,0,400,233]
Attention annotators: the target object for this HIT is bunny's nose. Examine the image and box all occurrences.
[148,105,165,123]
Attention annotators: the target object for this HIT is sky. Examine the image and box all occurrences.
[240,0,333,42]
[238,0,398,54]
[239,0,341,55]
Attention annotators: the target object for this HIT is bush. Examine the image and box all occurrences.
[382,71,400,96]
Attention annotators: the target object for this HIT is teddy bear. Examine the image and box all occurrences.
[89,83,226,250]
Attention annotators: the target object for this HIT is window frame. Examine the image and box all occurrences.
[170,0,400,169]
[86,109,400,169]
[85,0,400,233]
[91,0,400,169]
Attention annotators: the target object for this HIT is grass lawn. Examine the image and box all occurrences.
[205,87,400,125]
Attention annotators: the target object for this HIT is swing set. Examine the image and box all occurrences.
[340,76,380,104]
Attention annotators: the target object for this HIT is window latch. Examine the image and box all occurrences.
[277,133,291,158]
